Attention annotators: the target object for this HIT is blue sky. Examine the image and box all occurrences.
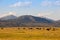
[0,0,60,20]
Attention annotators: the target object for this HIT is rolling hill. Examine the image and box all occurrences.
[0,15,17,20]
[0,15,59,27]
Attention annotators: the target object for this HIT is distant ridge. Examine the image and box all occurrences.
[0,15,17,20]
[0,15,60,27]
[17,15,54,23]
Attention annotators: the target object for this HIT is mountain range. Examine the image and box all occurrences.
[0,15,17,20]
[0,15,60,27]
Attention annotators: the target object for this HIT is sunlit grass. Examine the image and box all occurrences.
[0,27,59,40]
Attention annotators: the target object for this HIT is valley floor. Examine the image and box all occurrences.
[0,27,59,40]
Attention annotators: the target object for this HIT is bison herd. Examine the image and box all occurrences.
[18,27,57,31]
[0,27,57,31]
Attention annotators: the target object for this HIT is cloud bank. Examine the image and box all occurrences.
[40,0,60,7]
[0,12,16,18]
[9,1,32,7]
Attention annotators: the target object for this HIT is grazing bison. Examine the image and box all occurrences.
[46,28,51,31]
[18,28,20,30]
[23,28,26,29]
[1,27,4,30]
[29,28,33,29]
[36,28,41,30]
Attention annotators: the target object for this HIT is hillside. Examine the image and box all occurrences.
[0,15,60,27]
[0,15,17,20]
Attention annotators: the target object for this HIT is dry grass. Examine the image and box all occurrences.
[0,27,59,40]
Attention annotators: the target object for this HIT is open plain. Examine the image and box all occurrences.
[0,27,59,40]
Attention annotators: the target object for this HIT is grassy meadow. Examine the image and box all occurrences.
[0,27,59,40]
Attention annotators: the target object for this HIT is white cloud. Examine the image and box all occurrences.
[0,12,16,18]
[54,1,60,5]
[37,12,51,17]
[37,10,60,20]
[40,1,52,7]
[8,12,16,16]
[40,0,60,7]
[9,1,32,7]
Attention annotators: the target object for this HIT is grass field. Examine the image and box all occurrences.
[0,27,60,40]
